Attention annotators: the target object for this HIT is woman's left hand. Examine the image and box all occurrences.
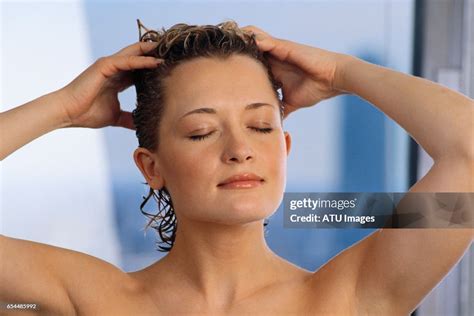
[242,25,351,118]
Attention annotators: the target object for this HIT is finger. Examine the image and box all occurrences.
[282,103,297,120]
[115,41,159,57]
[252,35,288,59]
[115,110,136,130]
[266,55,292,83]
[241,26,298,64]
[68,56,163,105]
[242,25,305,64]
[107,72,134,92]
[241,25,272,40]
[258,38,320,76]
[97,55,163,78]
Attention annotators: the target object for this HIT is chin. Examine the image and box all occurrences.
[210,214,269,226]
[209,200,277,224]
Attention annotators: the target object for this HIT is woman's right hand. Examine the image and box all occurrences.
[57,41,162,129]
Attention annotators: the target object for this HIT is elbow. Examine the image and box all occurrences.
[443,117,474,163]
[450,100,474,162]
[461,103,474,161]
[460,132,474,163]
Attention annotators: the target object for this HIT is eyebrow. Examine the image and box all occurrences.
[179,102,276,120]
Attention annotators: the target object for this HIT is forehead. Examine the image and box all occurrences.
[162,54,276,116]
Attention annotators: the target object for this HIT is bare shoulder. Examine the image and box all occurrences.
[50,245,144,315]
[45,242,159,315]
[0,235,139,315]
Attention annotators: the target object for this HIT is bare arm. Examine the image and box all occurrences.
[0,41,160,312]
[240,25,473,315]
[0,41,161,162]
[338,57,474,314]
[337,56,474,162]
[0,91,70,161]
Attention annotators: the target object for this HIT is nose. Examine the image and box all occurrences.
[221,130,255,164]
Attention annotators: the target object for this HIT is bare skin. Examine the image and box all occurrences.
[1,26,473,316]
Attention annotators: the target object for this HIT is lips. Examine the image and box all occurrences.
[217,173,264,186]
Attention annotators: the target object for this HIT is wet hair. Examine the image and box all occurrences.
[132,20,284,252]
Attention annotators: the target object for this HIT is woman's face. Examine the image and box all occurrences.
[137,54,291,225]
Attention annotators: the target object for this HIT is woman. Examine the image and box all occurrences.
[0,21,472,315]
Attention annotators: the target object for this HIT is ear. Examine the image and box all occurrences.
[133,148,166,189]
[284,131,292,156]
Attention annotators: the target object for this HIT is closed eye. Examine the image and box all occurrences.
[252,127,273,134]
[189,132,214,141]
[188,127,273,142]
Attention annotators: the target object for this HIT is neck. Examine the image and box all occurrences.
[158,218,284,309]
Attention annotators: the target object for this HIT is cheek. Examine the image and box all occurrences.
[161,146,220,218]
[266,134,288,178]
[162,145,216,194]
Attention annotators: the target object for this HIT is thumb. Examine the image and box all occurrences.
[266,55,291,83]
[282,101,298,120]
[115,110,136,130]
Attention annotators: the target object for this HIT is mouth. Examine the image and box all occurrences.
[217,179,265,189]
[217,173,265,189]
